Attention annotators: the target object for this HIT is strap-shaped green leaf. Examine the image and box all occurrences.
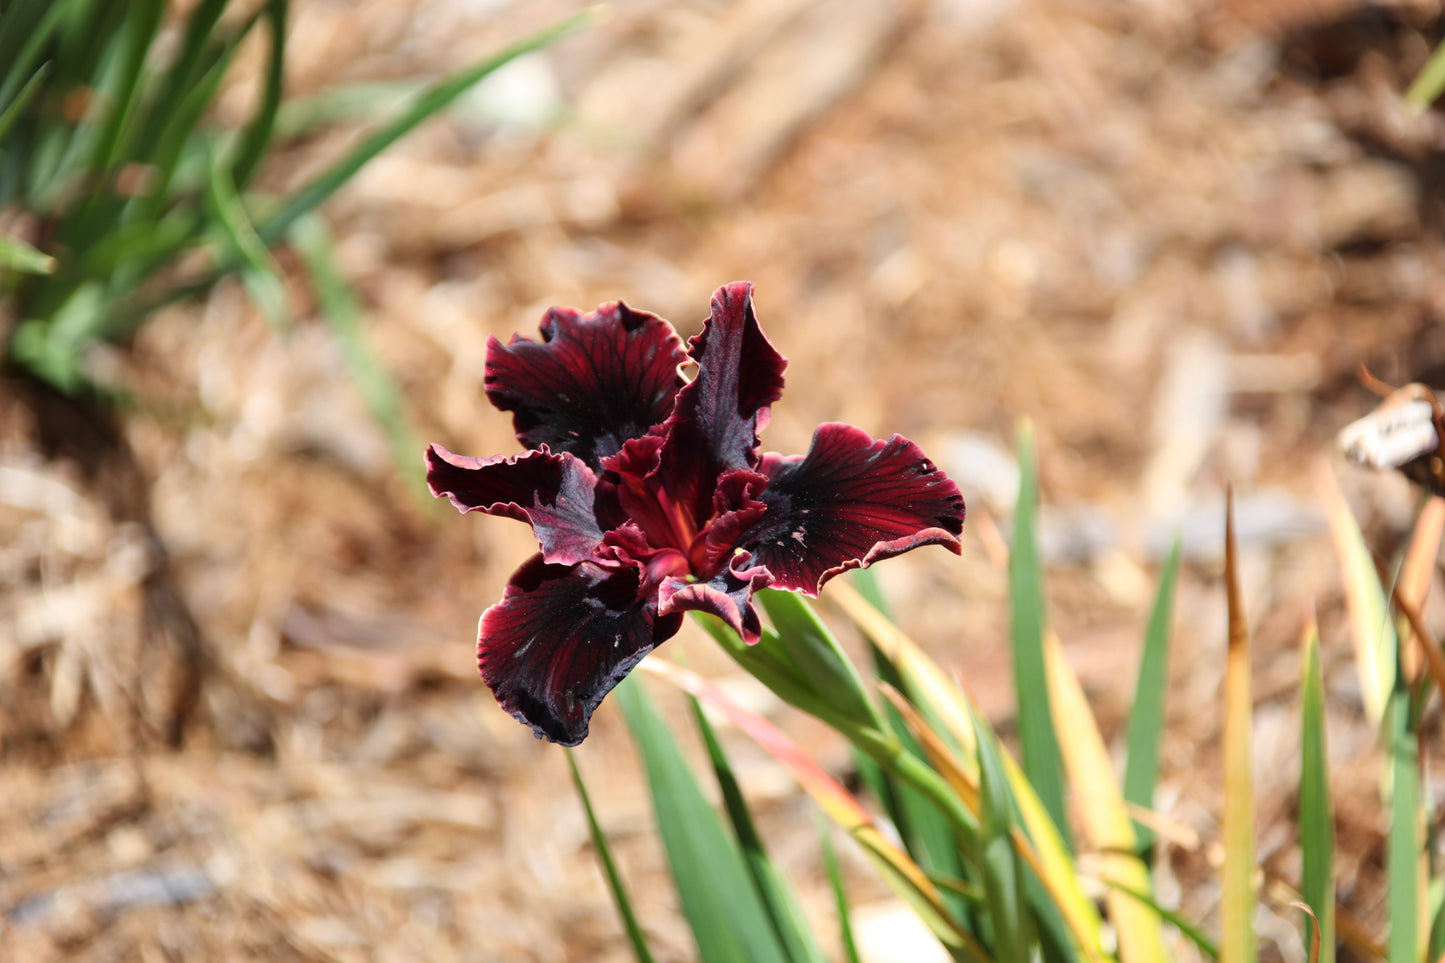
[1122,536,1180,855]
[690,698,828,963]
[1298,623,1334,963]
[1010,419,1071,852]
[567,753,658,963]
[975,708,1032,963]
[613,676,793,963]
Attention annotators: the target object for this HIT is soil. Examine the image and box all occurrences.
[3,0,1445,960]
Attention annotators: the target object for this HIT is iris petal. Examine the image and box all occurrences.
[426,444,604,565]
[485,301,687,468]
[651,281,788,525]
[658,553,772,644]
[739,423,966,595]
[479,555,684,746]
[696,468,769,574]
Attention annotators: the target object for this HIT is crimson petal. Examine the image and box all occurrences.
[695,468,769,574]
[485,301,688,468]
[426,444,604,565]
[479,555,684,746]
[658,554,772,644]
[652,281,788,524]
[738,423,966,595]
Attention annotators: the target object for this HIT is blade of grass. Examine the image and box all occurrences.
[8,280,103,391]
[840,575,973,924]
[272,79,425,140]
[73,206,200,281]
[130,0,229,163]
[1430,885,1445,963]
[1222,490,1257,963]
[689,696,829,963]
[0,233,55,275]
[1384,672,1420,963]
[1044,628,1166,963]
[289,213,430,505]
[68,0,164,233]
[611,675,793,963]
[0,0,63,95]
[1010,419,1072,852]
[1264,876,1385,961]
[830,581,1106,963]
[567,752,659,963]
[129,12,256,228]
[1299,618,1335,963]
[880,685,980,815]
[831,581,975,752]
[873,676,976,928]
[849,577,975,926]
[202,144,288,328]
[0,61,51,148]
[1102,877,1220,959]
[117,8,601,336]
[1296,903,1323,963]
[974,708,1032,963]
[642,659,988,962]
[229,0,287,190]
[1122,535,1181,856]
[933,875,986,903]
[822,830,864,963]
[881,686,1103,963]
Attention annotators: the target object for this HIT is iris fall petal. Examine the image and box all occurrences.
[739,423,966,595]
[426,444,605,565]
[478,554,684,746]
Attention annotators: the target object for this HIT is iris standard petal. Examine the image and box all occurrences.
[485,300,688,468]
[426,444,605,565]
[478,554,685,746]
[738,423,965,595]
[651,282,787,524]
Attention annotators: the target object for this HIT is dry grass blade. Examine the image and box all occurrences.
[1315,462,1395,724]
[1043,628,1165,963]
[1394,495,1444,684]
[1391,584,1445,707]
[1291,902,1323,963]
[1222,489,1257,963]
[879,683,980,813]
[830,581,976,754]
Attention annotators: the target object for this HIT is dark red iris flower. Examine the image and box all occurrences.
[427,282,965,746]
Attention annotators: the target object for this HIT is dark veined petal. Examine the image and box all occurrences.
[657,553,772,644]
[426,444,604,565]
[653,282,788,524]
[738,423,965,595]
[479,555,685,746]
[485,301,688,468]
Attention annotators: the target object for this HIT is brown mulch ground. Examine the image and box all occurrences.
[4,0,1445,960]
